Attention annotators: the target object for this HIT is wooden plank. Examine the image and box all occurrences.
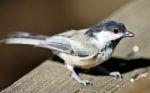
[1,60,149,93]
[1,0,150,93]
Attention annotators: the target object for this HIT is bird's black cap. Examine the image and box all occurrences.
[85,20,127,37]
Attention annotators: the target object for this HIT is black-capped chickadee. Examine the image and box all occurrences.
[1,20,134,85]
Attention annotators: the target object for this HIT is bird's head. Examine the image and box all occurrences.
[86,20,134,47]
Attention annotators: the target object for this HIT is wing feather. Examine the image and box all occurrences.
[46,29,98,56]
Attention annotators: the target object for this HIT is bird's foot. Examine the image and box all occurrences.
[78,79,91,86]
[71,73,91,86]
[109,71,122,79]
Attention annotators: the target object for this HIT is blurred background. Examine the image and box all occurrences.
[0,0,135,91]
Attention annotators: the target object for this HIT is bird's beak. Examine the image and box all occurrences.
[124,31,134,37]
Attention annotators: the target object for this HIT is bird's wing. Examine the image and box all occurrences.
[46,29,98,57]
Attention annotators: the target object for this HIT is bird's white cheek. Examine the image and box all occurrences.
[96,31,114,42]
[96,31,123,42]
[113,33,123,39]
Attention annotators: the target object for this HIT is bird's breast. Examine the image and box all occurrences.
[58,52,104,69]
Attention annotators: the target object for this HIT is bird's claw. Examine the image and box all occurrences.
[109,71,122,79]
[79,79,91,86]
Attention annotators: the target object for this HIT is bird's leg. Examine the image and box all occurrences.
[97,66,122,79]
[65,64,90,86]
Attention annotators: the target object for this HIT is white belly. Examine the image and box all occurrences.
[57,53,103,69]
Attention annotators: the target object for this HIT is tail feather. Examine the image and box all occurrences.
[1,32,49,47]
[8,32,48,40]
[1,32,72,53]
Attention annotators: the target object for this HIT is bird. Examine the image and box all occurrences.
[1,20,134,86]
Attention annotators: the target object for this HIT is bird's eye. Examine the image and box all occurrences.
[113,29,119,34]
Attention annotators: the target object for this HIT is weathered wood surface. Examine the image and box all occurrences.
[1,0,150,93]
[1,59,150,93]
